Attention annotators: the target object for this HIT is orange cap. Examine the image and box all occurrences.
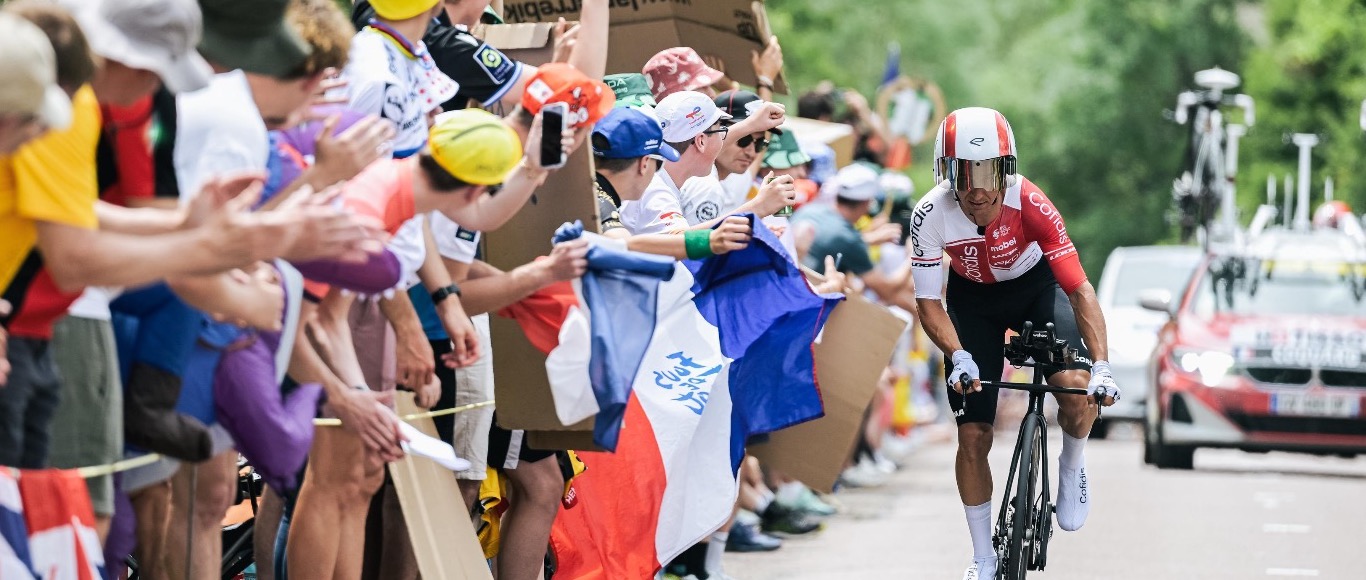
[520,63,616,128]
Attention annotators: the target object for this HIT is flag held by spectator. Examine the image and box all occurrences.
[548,214,842,579]
[18,470,104,580]
[1,471,34,579]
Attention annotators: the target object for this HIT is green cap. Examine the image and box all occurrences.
[481,6,505,24]
[763,128,812,170]
[604,73,657,109]
[198,0,310,77]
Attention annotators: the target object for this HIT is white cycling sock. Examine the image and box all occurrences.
[964,501,995,560]
[1059,431,1085,469]
[706,531,728,574]
[754,488,774,513]
[1056,433,1090,531]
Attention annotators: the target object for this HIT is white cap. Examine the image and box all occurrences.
[0,13,71,130]
[72,0,213,94]
[830,164,882,202]
[654,90,730,143]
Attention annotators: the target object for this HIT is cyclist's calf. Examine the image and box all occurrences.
[1050,369,1097,437]
[956,422,995,462]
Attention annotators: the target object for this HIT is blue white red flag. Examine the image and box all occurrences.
[18,470,104,580]
[547,214,843,578]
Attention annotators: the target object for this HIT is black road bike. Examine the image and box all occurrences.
[957,322,1104,580]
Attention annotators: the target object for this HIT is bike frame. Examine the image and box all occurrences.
[1172,87,1255,247]
[977,376,1087,579]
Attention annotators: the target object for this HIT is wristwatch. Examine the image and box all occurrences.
[431,283,462,305]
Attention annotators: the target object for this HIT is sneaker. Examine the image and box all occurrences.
[760,501,823,536]
[872,452,897,474]
[725,522,782,552]
[786,486,836,516]
[962,556,998,580]
[838,458,888,488]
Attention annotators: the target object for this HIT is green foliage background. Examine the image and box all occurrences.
[768,0,1365,277]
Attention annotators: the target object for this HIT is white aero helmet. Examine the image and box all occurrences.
[932,107,1018,192]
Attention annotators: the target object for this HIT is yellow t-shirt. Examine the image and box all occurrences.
[0,86,101,291]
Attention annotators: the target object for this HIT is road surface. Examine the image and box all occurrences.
[726,423,1366,579]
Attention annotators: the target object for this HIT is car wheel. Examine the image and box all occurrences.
[1153,441,1195,470]
[1089,418,1110,440]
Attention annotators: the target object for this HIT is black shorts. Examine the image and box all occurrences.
[486,412,556,469]
[430,339,458,444]
[943,261,1092,426]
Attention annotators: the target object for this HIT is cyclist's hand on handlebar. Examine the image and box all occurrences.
[1088,360,1121,407]
[950,350,982,394]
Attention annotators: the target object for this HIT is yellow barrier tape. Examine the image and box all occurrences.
[75,452,163,479]
[57,400,496,479]
[312,399,495,427]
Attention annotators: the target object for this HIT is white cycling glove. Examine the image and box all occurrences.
[1088,360,1121,403]
[949,350,980,391]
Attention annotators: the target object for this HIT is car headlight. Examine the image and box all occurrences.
[1172,348,1235,388]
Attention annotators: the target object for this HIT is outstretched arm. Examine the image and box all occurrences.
[1067,281,1109,363]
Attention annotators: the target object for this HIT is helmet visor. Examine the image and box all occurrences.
[937,156,1013,192]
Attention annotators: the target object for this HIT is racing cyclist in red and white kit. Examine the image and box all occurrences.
[908,107,1120,580]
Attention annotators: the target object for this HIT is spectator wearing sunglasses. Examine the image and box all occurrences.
[679,90,789,225]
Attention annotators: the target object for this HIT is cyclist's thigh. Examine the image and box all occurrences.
[944,299,1006,426]
[1015,285,1093,380]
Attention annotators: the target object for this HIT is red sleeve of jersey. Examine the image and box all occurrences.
[1018,181,1087,294]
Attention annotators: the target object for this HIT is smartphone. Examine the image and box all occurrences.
[540,102,567,170]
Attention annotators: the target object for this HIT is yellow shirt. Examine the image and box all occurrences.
[0,86,101,291]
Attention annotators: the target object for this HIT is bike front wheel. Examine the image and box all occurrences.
[1000,416,1041,580]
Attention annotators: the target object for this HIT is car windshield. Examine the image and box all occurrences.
[1110,255,1200,307]
[1192,257,1366,317]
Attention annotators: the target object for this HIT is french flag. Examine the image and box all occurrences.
[542,215,842,578]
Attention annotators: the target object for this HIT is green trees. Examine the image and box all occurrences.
[769,0,1245,275]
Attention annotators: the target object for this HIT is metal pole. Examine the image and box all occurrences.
[1266,174,1276,207]
[1283,174,1294,227]
[1325,177,1334,203]
[1291,133,1319,231]
[1224,124,1246,232]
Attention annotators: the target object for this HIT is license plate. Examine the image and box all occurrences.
[1270,393,1361,418]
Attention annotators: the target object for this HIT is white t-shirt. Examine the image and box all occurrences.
[428,211,480,263]
[619,169,689,235]
[679,167,727,226]
[679,167,757,226]
[343,27,458,158]
[174,70,269,199]
[396,215,430,290]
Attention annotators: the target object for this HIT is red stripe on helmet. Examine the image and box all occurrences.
[943,112,957,158]
[995,111,1011,157]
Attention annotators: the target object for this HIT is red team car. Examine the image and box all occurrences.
[1142,229,1366,468]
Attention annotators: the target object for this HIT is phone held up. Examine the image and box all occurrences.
[540,102,568,170]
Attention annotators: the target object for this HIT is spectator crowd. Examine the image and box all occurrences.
[0,1,943,579]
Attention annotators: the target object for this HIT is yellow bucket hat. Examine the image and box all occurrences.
[428,109,523,186]
[368,0,440,21]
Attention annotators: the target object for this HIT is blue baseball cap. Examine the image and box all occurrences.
[591,108,681,162]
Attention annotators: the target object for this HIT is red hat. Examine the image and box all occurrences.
[642,47,724,101]
[520,63,615,128]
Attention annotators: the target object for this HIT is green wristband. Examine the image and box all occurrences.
[684,229,713,260]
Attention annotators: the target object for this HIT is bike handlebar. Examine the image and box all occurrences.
[1172,90,1256,127]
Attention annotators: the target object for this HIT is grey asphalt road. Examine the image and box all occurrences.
[725,423,1366,579]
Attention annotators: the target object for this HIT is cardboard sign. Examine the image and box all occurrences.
[472,21,567,67]
[390,394,493,580]
[749,290,908,493]
[781,116,857,169]
[484,146,600,432]
[495,0,787,92]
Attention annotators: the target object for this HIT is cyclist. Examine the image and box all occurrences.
[908,107,1120,579]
